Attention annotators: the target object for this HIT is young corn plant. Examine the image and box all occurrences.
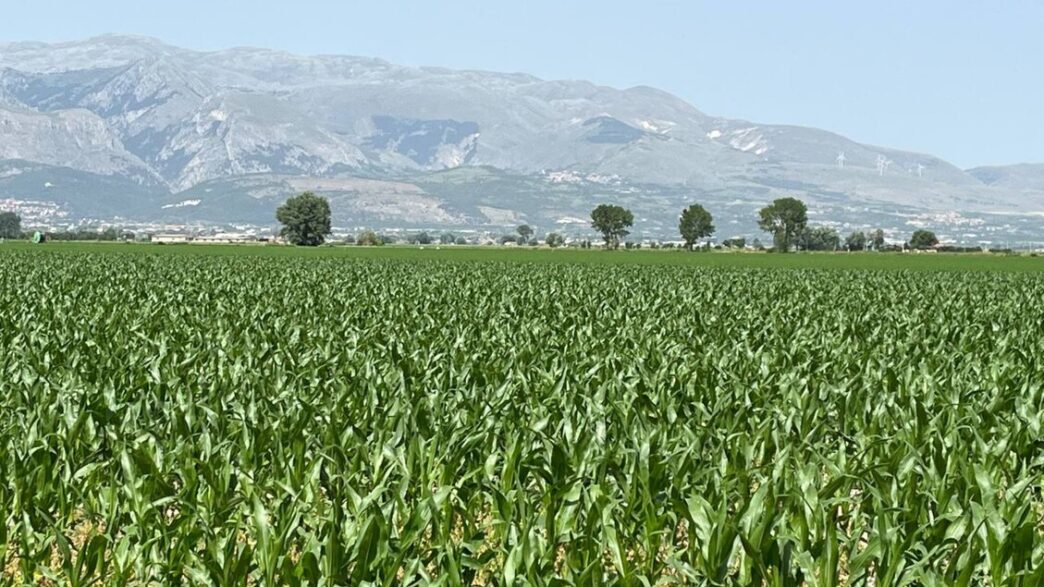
[0,250,1041,584]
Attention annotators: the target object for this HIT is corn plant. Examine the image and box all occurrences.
[0,250,1042,585]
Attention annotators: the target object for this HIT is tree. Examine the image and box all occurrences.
[845,231,867,251]
[757,197,808,252]
[722,237,746,249]
[276,192,331,246]
[799,226,840,251]
[357,230,383,246]
[678,203,715,249]
[517,224,533,244]
[439,233,455,245]
[870,229,886,250]
[411,232,432,245]
[545,232,565,248]
[0,212,22,239]
[590,204,634,249]
[909,229,939,250]
[454,236,468,245]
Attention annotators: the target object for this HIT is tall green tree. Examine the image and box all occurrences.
[276,192,332,246]
[870,229,886,250]
[909,229,939,250]
[798,226,841,251]
[0,212,21,239]
[678,204,715,249]
[545,232,565,248]
[845,231,867,251]
[516,225,533,244]
[757,197,808,252]
[357,230,383,246]
[590,204,634,250]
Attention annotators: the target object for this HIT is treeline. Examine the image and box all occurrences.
[587,198,948,252]
[0,194,989,254]
[0,212,142,242]
[42,228,130,242]
[278,191,1004,251]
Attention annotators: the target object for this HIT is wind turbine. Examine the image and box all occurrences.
[876,155,891,177]
[836,151,847,169]
[916,163,926,178]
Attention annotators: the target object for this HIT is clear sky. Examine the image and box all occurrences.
[2,0,1040,168]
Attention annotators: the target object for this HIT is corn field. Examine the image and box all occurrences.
[1,250,1042,585]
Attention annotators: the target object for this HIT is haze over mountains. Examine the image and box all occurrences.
[1,35,1042,241]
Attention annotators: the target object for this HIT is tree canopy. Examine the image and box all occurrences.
[357,230,383,246]
[909,230,939,250]
[276,192,332,246]
[845,231,867,251]
[870,229,886,250]
[799,226,841,251]
[590,204,634,250]
[516,225,533,243]
[678,204,715,249]
[757,197,808,252]
[0,211,21,239]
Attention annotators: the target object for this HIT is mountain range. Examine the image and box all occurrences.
[1,35,1042,242]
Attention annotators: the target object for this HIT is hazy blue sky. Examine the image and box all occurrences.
[2,1,1040,168]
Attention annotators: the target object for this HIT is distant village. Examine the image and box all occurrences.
[3,196,1042,251]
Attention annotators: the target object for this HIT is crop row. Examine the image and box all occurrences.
[1,251,1042,584]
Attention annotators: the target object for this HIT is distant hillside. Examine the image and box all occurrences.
[1,35,1042,243]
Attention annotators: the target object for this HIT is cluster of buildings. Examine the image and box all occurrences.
[150,232,276,244]
[0,198,68,223]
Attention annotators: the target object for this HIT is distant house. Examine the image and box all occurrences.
[194,233,258,244]
[152,234,192,244]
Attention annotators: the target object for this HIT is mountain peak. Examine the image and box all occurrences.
[0,36,1041,241]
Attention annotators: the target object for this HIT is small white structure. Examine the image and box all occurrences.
[194,233,258,244]
[152,234,192,244]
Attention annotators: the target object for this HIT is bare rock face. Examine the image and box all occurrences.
[0,35,1041,238]
[0,106,154,181]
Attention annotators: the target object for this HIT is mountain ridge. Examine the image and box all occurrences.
[0,35,1042,242]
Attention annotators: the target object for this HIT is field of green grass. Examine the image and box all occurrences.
[1,243,1042,584]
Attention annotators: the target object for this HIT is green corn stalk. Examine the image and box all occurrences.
[0,248,1042,584]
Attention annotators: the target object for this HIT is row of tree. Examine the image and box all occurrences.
[0,212,135,242]
[4,193,942,252]
[587,198,939,252]
[276,192,723,249]
[274,192,943,251]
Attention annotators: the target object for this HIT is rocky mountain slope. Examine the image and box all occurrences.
[1,35,1042,242]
